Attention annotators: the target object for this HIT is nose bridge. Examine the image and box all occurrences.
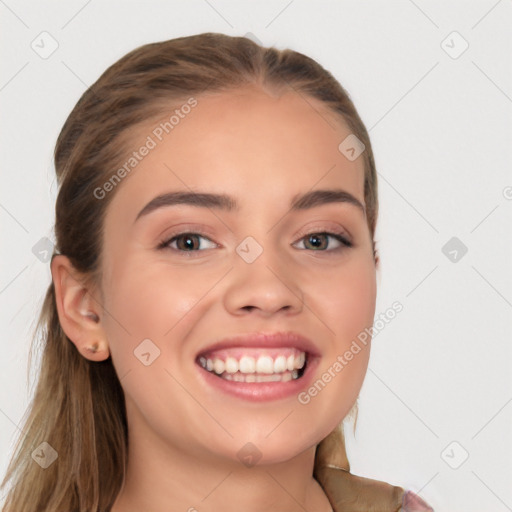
[223,233,303,315]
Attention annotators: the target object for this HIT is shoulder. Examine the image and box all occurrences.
[401,489,434,511]
[315,466,433,511]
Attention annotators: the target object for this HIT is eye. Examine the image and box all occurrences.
[157,232,217,253]
[293,231,352,252]
[157,229,353,255]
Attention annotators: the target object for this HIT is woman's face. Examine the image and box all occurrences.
[99,85,376,465]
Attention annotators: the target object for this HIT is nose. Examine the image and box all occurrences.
[222,241,304,318]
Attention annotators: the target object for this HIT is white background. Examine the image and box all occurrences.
[1,1,511,510]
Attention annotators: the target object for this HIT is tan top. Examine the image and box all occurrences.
[314,427,433,511]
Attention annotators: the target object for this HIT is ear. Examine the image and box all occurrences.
[51,254,110,362]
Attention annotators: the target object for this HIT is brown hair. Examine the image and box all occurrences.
[1,32,380,512]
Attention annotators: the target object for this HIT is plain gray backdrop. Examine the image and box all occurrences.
[1,1,511,510]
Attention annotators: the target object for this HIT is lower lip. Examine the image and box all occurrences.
[196,356,320,402]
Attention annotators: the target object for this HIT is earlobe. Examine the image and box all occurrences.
[50,255,110,361]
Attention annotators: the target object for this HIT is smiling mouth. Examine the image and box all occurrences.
[196,347,308,383]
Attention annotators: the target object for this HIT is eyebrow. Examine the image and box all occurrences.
[134,188,365,223]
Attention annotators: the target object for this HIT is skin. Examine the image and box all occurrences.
[52,84,377,512]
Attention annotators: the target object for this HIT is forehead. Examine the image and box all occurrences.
[105,85,365,221]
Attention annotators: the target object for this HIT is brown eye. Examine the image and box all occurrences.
[158,232,217,252]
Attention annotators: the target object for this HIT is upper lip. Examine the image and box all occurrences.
[196,330,321,358]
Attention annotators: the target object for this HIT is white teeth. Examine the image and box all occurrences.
[273,355,287,373]
[217,370,299,383]
[239,356,256,374]
[213,358,225,375]
[256,355,274,374]
[282,372,292,382]
[225,357,239,374]
[199,350,307,379]
[256,374,281,382]
[296,352,306,370]
[233,372,244,382]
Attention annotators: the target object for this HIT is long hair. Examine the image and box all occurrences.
[1,32,379,512]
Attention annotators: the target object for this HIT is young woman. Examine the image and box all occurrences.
[1,32,433,512]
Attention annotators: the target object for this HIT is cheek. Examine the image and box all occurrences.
[101,257,199,367]
[100,260,216,439]
[311,252,377,343]
[301,253,376,415]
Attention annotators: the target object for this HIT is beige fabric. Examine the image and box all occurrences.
[314,427,405,512]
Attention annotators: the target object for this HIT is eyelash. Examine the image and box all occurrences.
[157,228,353,256]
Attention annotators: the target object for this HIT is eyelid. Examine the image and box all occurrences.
[157,224,218,242]
[293,222,352,244]
[156,219,351,241]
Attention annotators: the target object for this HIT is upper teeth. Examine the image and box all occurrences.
[199,352,306,375]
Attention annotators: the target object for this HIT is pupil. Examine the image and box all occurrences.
[180,235,196,250]
[308,234,325,249]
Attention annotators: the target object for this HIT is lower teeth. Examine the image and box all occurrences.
[214,370,299,382]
